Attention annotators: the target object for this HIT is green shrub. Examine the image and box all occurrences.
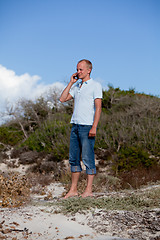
[114,146,157,172]
[96,92,160,158]
[22,114,71,160]
[55,189,160,214]
[0,126,23,147]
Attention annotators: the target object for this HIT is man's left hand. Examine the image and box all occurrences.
[88,127,97,137]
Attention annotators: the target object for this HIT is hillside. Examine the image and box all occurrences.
[0,87,160,239]
[0,87,160,182]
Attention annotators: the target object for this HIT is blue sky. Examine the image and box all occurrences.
[0,0,159,112]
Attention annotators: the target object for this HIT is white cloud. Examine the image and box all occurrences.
[0,64,64,113]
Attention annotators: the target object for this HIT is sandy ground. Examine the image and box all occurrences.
[1,205,133,240]
[1,150,160,240]
[1,201,135,240]
[0,157,149,240]
[0,181,134,240]
[0,163,134,240]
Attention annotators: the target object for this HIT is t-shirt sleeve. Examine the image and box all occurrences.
[69,86,75,98]
[94,82,103,99]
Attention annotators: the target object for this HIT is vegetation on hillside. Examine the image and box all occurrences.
[0,86,160,208]
[0,86,160,178]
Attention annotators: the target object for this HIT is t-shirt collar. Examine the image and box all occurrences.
[78,78,92,88]
[82,78,92,85]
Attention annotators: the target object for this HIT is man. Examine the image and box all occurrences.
[60,59,102,198]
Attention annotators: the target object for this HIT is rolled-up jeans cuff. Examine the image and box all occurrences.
[86,167,96,175]
[71,165,82,173]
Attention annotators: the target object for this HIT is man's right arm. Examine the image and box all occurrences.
[59,73,78,103]
[59,81,73,103]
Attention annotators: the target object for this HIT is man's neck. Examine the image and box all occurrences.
[82,76,91,83]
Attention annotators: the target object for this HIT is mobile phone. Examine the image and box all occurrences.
[74,73,79,80]
[76,73,79,80]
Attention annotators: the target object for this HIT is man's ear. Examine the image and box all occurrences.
[88,68,91,75]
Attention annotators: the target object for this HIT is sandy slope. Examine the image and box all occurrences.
[0,161,159,240]
[0,162,134,240]
[1,203,134,240]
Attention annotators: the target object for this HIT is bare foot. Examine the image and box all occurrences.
[81,191,93,198]
[63,191,78,199]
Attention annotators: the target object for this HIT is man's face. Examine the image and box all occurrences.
[77,61,91,80]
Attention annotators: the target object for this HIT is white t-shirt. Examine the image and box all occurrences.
[69,78,102,125]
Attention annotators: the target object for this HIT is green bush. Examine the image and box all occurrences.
[114,146,157,172]
[0,126,23,147]
[96,92,160,158]
[22,114,71,160]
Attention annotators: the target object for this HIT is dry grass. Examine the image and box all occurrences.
[26,172,55,197]
[119,165,160,189]
[0,171,55,207]
[26,172,54,188]
[60,164,160,196]
[0,172,30,207]
[61,171,122,197]
[1,157,159,208]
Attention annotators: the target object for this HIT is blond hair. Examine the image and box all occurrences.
[78,59,92,72]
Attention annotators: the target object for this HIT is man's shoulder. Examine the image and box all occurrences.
[90,79,102,98]
[89,79,102,88]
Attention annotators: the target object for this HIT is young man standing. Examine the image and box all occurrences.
[60,59,102,198]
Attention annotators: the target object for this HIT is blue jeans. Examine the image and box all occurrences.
[69,124,96,175]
